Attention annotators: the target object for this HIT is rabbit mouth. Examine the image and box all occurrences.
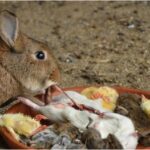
[42,81,74,106]
[43,87,52,105]
[42,81,58,105]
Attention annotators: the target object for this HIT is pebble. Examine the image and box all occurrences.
[128,24,135,29]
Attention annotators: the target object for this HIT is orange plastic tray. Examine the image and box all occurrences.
[0,86,150,149]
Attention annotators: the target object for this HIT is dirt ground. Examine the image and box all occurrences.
[0,1,150,148]
[0,1,150,90]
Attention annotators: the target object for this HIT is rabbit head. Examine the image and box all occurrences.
[0,10,60,95]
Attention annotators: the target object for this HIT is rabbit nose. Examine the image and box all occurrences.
[49,68,61,82]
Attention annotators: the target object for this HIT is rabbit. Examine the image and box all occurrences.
[0,10,60,108]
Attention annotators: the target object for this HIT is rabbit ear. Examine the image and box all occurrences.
[0,10,19,48]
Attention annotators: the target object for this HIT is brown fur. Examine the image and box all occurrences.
[0,11,60,106]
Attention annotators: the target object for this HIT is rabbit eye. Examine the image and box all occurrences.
[35,51,45,60]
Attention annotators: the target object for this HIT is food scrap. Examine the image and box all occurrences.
[23,123,86,149]
[2,86,150,149]
[115,93,150,146]
[20,90,138,149]
[81,86,119,111]
[22,123,123,149]
[141,95,150,118]
[80,87,98,99]
[0,113,41,141]
[81,128,123,149]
